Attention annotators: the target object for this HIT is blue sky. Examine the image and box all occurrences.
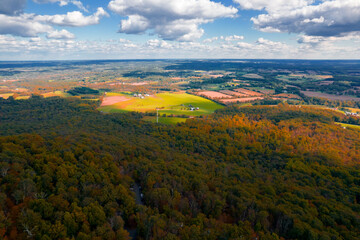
[0,0,359,60]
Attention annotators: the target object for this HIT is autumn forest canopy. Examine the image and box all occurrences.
[1,0,360,237]
[0,95,359,240]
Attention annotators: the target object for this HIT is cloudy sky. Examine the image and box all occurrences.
[0,0,359,60]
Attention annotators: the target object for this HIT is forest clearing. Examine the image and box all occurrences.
[98,92,223,117]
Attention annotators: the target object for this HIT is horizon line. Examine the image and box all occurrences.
[1,58,360,62]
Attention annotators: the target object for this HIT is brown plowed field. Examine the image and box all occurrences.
[233,88,263,96]
[219,90,248,97]
[198,91,233,99]
[219,97,263,104]
[101,96,130,106]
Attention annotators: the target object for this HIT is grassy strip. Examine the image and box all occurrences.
[336,122,360,129]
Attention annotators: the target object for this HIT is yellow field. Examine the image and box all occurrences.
[15,96,31,100]
[343,107,360,113]
[0,93,14,99]
[42,91,70,98]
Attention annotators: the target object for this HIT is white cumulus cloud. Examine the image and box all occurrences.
[35,7,108,27]
[0,35,359,60]
[203,35,244,43]
[119,15,150,34]
[47,29,75,39]
[118,38,131,43]
[249,0,360,37]
[236,41,253,48]
[146,39,173,49]
[0,7,107,39]
[0,0,26,15]
[155,19,206,41]
[108,0,238,41]
[256,37,284,48]
[234,0,313,13]
[203,37,218,43]
[0,14,53,37]
[225,35,244,41]
[33,0,88,12]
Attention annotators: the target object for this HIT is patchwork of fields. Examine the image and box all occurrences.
[195,88,265,104]
[301,91,360,101]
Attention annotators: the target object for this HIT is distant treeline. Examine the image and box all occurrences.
[165,60,360,74]
[67,87,100,96]
[122,70,198,79]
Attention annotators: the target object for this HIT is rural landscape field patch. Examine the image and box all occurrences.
[98,92,223,116]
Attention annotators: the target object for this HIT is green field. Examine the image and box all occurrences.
[302,105,345,114]
[336,122,360,130]
[98,92,223,116]
[42,91,71,98]
[105,92,132,97]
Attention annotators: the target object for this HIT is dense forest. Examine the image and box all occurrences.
[0,96,360,240]
[67,87,100,96]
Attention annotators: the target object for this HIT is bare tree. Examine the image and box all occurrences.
[22,224,36,238]
[0,163,10,177]
[34,192,47,199]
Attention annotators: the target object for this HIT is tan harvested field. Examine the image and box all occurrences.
[301,91,360,101]
[1,79,19,83]
[101,96,131,106]
[219,90,248,97]
[220,97,263,104]
[290,74,306,78]
[243,74,264,79]
[257,89,275,94]
[198,91,233,99]
[316,75,333,79]
[290,74,333,79]
[233,88,263,96]
[232,79,247,82]
[42,92,59,98]
[128,82,150,86]
[273,93,302,99]
[206,74,224,78]
[319,81,334,85]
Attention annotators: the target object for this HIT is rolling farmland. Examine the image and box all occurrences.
[98,92,223,117]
